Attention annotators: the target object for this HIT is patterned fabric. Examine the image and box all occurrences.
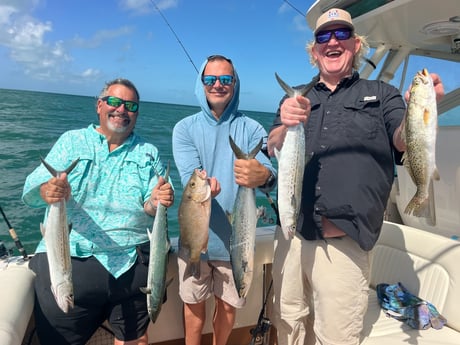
[376,282,447,330]
[22,124,167,278]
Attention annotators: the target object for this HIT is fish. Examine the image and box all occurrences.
[228,136,264,298]
[178,168,212,279]
[274,73,317,240]
[140,161,171,323]
[39,157,79,313]
[402,68,440,226]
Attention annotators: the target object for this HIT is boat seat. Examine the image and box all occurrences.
[0,257,35,345]
[361,221,460,344]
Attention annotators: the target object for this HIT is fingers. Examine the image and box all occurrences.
[280,96,311,126]
[41,178,71,203]
[152,181,174,208]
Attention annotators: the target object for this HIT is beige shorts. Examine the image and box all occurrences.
[272,226,370,345]
[177,256,246,309]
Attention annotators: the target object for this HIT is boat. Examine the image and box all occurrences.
[1,0,459,344]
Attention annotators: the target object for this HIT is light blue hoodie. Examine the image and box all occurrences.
[172,58,276,261]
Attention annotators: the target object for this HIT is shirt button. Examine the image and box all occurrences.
[320,145,326,149]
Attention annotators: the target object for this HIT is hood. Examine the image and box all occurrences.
[194,58,241,124]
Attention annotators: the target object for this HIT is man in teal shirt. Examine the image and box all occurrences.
[23,78,174,345]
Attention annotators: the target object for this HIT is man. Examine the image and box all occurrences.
[267,9,444,345]
[23,78,174,345]
[172,55,276,345]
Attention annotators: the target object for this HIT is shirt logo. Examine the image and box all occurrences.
[363,96,377,101]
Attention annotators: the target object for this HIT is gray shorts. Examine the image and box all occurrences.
[177,256,245,308]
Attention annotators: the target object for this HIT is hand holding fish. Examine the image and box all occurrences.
[208,175,221,198]
[40,173,71,204]
[280,95,312,127]
[233,159,270,188]
[146,177,174,215]
[404,73,444,103]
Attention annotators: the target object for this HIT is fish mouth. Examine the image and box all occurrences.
[195,169,207,179]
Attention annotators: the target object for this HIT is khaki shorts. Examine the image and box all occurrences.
[177,256,245,309]
[272,226,370,345]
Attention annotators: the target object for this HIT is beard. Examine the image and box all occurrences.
[107,112,131,133]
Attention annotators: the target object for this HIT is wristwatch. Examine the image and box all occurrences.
[260,171,276,189]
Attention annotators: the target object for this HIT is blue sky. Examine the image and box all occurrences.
[0,0,319,112]
[0,0,458,114]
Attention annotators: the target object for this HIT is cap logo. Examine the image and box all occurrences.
[328,9,340,20]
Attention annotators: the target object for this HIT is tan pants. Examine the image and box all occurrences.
[272,226,370,345]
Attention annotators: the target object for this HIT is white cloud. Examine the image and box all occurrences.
[119,0,178,15]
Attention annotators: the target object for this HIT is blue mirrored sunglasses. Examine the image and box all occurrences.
[315,28,352,44]
[101,96,139,112]
[202,75,234,86]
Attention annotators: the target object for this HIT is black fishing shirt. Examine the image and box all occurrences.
[270,72,406,250]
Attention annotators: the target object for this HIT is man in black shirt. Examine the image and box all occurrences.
[268,8,444,345]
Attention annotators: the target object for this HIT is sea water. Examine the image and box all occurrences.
[0,88,278,255]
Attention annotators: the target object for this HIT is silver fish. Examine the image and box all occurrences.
[402,68,439,225]
[140,162,171,323]
[274,73,317,240]
[178,169,211,279]
[40,157,79,313]
[228,136,264,298]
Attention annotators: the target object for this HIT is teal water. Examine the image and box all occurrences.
[0,89,278,255]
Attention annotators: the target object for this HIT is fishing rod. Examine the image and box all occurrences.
[283,0,305,16]
[0,205,29,260]
[149,0,199,73]
[249,273,273,345]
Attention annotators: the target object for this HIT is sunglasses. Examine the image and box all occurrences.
[202,75,234,86]
[100,96,139,112]
[315,28,353,44]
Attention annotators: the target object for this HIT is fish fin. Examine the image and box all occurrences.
[146,228,152,240]
[226,211,233,225]
[423,108,431,126]
[256,206,266,219]
[140,287,151,295]
[40,223,46,237]
[274,147,280,162]
[432,167,440,181]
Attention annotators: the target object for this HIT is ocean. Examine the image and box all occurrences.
[0,88,279,256]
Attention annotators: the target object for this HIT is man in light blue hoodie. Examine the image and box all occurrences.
[172,55,276,345]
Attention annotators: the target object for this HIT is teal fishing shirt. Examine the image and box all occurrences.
[22,124,168,278]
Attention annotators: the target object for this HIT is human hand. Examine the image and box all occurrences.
[280,95,311,127]
[149,176,174,210]
[207,176,221,198]
[431,73,444,103]
[234,159,269,188]
[404,73,444,103]
[40,173,71,204]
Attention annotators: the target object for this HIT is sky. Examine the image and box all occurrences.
[0,0,319,112]
[0,0,458,114]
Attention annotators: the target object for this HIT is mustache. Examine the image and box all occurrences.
[108,111,130,120]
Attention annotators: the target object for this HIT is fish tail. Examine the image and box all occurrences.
[184,261,201,280]
[404,181,436,226]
